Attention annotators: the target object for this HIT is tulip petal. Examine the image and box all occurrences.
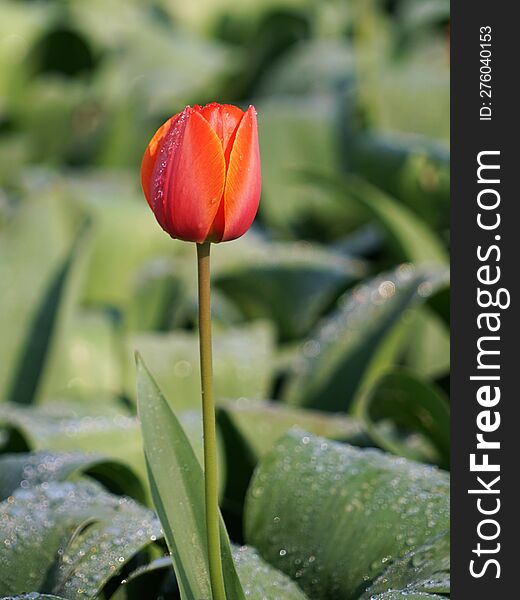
[165,109,227,242]
[197,103,244,164]
[141,113,179,229]
[222,106,261,241]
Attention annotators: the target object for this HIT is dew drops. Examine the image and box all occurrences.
[233,546,307,599]
[246,431,449,599]
[285,264,449,406]
[0,480,163,598]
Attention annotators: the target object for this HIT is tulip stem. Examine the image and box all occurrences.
[196,241,226,600]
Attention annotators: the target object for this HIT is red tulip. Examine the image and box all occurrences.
[141,103,261,243]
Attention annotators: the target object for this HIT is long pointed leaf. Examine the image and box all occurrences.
[283,265,449,411]
[303,172,447,265]
[5,219,92,405]
[136,354,246,600]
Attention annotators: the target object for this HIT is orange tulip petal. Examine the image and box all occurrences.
[222,106,261,241]
[140,113,179,227]
[197,103,244,165]
[148,110,190,233]
[166,109,227,243]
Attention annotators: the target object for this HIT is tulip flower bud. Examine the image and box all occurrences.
[141,103,261,244]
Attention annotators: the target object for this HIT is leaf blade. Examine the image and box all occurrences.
[136,354,246,600]
[283,265,449,411]
[245,431,449,600]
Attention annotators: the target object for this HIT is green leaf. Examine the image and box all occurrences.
[123,547,309,600]
[403,307,450,379]
[77,186,183,310]
[259,39,354,96]
[399,0,450,32]
[283,265,449,411]
[2,595,69,600]
[345,176,447,264]
[0,481,162,598]
[360,532,450,599]
[214,240,365,341]
[128,322,274,410]
[0,402,148,496]
[51,502,161,600]
[28,221,93,405]
[136,354,246,600]
[218,399,367,513]
[0,451,145,503]
[355,371,450,468]
[47,310,123,400]
[367,593,446,600]
[125,257,188,332]
[0,402,218,503]
[232,546,308,599]
[219,399,365,462]
[360,45,450,142]
[0,198,91,406]
[304,173,447,265]
[122,557,178,600]
[0,1,52,99]
[257,96,366,240]
[339,115,449,229]
[245,431,449,600]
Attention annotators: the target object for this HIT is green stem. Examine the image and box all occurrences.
[196,241,226,600]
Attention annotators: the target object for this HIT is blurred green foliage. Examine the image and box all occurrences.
[0,0,450,598]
